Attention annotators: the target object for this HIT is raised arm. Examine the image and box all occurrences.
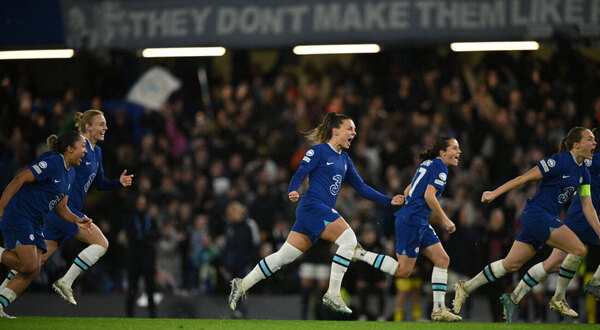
[482,166,542,203]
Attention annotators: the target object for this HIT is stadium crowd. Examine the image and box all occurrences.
[1,44,600,322]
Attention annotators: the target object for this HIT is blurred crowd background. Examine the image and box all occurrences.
[1,44,600,322]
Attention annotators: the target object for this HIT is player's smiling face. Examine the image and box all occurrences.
[68,136,87,167]
[87,114,107,144]
[440,138,460,166]
[331,119,356,151]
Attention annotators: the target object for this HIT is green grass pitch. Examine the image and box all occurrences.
[0,318,596,329]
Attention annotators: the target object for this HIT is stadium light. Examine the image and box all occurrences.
[0,49,74,60]
[141,47,226,58]
[450,41,540,52]
[293,44,381,55]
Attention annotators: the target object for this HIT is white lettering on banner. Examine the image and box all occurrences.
[511,0,531,25]
[436,1,459,28]
[540,0,562,24]
[481,2,506,27]
[217,7,236,35]
[593,0,600,23]
[216,6,309,35]
[289,6,310,33]
[314,3,342,32]
[417,0,506,29]
[565,0,585,24]
[416,1,435,28]
[365,2,387,29]
[128,11,148,38]
[261,7,286,34]
[239,6,261,34]
[191,7,212,34]
[342,3,363,31]
[388,1,410,29]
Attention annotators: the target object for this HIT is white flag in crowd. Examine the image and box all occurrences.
[126,66,181,110]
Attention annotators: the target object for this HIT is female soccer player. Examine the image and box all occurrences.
[500,127,600,323]
[228,112,404,314]
[0,110,133,306]
[452,127,599,320]
[353,136,462,322]
[0,131,92,318]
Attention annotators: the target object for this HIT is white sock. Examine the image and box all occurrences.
[241,242,302,292]
[590,265,600,286]
[0,270,17,291]
[512,262,548,303]
[328,228,357,295]
[0,288,17,308]
[553,254,581,301]
[61,244,107,286]
[431,267,448,311]
[464,260,507,293]
[355,248,398,276]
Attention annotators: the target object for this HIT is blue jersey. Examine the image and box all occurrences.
[396,157,448,226]
[43,138,121,241]
[66,138,121,211]
[529,151,591,217]
[288,143,391,207]
[566,153,599,217]
[1,152,74,227]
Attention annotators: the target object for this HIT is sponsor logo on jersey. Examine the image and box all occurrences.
[302,156,311,163]
[32,165,42,174]
[29,234,34,241]
[434,179,446,186]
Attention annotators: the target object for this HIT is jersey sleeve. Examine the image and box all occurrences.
[344,155,392,205]
[29,154,60,182]
[427,160,447,191]
[288,147,320,193]
[536,153,563,179]
[92,146,122,190]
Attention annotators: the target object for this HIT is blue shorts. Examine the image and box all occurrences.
[292,201,342,243]
[516,205,564,251]
[565,213,600,246]
[43,209,83,242]
[0,209,47,253]
[395,213,440,258]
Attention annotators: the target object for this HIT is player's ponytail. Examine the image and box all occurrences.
[420,136,454,161]
[46,130,83,154]
[303,112,351,145]
[558,127,587,153]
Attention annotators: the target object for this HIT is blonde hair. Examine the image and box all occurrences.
[303,112,351,145]
[74,109,104,134]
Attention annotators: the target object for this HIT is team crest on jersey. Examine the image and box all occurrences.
[439,173,447,181]
[39,161,47,169]
[414,247,420,254]
[547,159,556,167]
[585,159,592,167]
[306,149,314,157]
[29,234,34,241]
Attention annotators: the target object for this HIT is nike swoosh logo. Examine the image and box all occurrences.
[562,175,570,178]
[54,179,61,183]
[327,162,334,165]
[85,161,92,165]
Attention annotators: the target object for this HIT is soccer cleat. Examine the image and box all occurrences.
[584,281,600,300]
[322,291,352,314]
[431,308,462,322]
[351,243,366,262]
[52,279,77,306]
[452,280,469,314]
[549,298,578,318]
[227,278,245,311]
[0,304,15,319]
[500,293,517,323]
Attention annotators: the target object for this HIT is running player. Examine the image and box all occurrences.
[500,127,600,322]
[0,110,133,306]
[452,127,599,321]
[0,131,92,317]
[353,136,462,322]
[227,112,404,314]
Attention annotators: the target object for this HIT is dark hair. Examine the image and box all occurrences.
[558,127,589,153]
[592,128,600,153]
[419,136,455,161]
[46,130,83,153]
[303,112,351,145]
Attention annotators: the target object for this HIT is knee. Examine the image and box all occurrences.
[18,260,40,275]
[394,267,412,279]
[571,243,585,258]
[503,262,520,273]
[435,255,450,269]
